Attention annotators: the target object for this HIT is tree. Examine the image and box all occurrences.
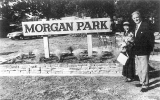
[115,0,160,19]
[0,0,159,24]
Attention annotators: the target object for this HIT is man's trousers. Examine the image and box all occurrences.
[135,55,149,86]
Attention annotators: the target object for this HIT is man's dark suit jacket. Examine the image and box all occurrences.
[134,21,154,56]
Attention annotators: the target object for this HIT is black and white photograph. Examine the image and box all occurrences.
[0,0,160,99]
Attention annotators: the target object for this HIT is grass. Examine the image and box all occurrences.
[0,35,159,64]
[0,76,133,100]
[0,35,160,100]
[1,75,160,100]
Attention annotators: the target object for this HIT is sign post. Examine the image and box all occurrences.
[43,35,50,58]
[87,33,92,56]
[42,19,50,58]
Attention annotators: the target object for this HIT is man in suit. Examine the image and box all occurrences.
[132,11,154,92]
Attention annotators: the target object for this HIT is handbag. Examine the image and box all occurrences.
[117,52,129,65]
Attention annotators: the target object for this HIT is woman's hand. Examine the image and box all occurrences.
[121,47,127,52]
[120,42,127,52]
[128,32,134,37]
[124,36,134,43]
[127,37,134,42]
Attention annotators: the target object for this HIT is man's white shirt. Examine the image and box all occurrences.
[135,21,142,37]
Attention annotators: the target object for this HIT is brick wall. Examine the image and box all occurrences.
[0,63,123,76]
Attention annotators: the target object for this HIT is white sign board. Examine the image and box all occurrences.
[22,18,112,36]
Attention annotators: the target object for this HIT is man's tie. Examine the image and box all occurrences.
[135,24,138,37]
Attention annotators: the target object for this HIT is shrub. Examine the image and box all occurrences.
[67,46,74,54]
[16,50,25,60]
[72,49,85,60]
[32,49,43,62]
[111,47,121,59]
[96,48,103,60]
[53,49,62,62]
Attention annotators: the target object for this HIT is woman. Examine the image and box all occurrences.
[121,21,135,82]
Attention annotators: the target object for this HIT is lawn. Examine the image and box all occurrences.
[0,75,160,100]
[0,35,119,64]
[0,35,160,100]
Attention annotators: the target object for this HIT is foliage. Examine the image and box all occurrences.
[115,0,160,20]
[67,46,74,54]
[0,0,114,22]
[72,49,85,61]
[0,0,159,31]
[53,49,62,62]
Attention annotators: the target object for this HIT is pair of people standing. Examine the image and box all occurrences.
[121,11,154,92]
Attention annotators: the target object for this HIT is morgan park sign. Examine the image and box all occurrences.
[22,18,112,58]
[22,18,112,36]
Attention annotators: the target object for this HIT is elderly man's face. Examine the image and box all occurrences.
[132,14,141,24]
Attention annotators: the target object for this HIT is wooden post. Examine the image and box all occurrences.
[42,19,50,58]
[87,33,92,56]
[43,36,50,58]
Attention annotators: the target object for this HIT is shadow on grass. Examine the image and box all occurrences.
[149,70,160,79]
[133,64,159,81]
[148,79,160,91]
[0,51,16,55]
[133,69,160,91]
[149,62,160,79]
[148,63,160,91]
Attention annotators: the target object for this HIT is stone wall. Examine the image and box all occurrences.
[0,63,123,76]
